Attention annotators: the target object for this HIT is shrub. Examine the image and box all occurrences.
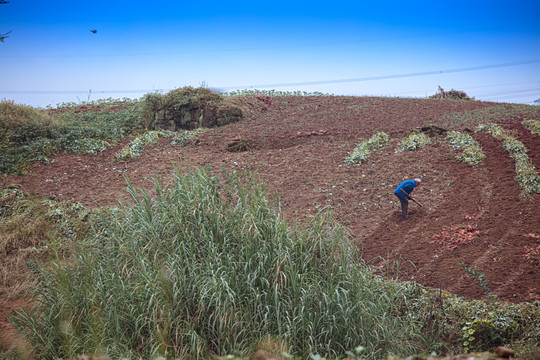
[0,100,55,133]
[141,87,224,127]
[396,282,540,357]
[429,86,472,101]
[344,132,390,165]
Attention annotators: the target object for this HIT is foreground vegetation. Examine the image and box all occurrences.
[1,169,538,359]
[10,168,421,359]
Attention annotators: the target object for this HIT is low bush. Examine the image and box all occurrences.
[395,282,540,358]
[429,86,472,101]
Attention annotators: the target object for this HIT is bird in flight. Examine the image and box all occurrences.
[0,30,12,42]
[90,29,97,34]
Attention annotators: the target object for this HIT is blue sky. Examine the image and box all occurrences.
[1,0,539,107]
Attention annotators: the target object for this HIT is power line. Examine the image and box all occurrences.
[477,89,540,97]
[378,81,540,97]
[1,60,539,96]
[220,59,540,89]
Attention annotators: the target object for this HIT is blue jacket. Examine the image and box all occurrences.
[395,180,417,201]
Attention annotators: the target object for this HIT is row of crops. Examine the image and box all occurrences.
[344,119,540,196]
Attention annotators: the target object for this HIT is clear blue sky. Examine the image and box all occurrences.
[1,0,540,107]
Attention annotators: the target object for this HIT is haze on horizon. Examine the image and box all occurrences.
[1,0,539,107]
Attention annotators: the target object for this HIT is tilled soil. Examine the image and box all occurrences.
[1,97,539,341]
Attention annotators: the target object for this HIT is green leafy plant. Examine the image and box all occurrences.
[522,119,540,136]
[459,318,500,353]
[445,131,485,165]
[395,131,431,152]
[115,129,175,161]
[476,123,505,136]
[460,262,491,297]
[476,123,540,196]
[344,132,390,165]
[170,128,205,146]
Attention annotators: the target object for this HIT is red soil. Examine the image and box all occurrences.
[2,97,540,345]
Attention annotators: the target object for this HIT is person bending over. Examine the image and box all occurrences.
[394,178,421,221]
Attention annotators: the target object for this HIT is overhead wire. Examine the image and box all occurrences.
[2,59,539,95]
[219,59,540,89]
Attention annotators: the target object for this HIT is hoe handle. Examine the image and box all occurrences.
[400,188,423,207]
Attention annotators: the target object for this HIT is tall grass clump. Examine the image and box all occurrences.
[1,186,94,302]
[445,131,485,166]
[476,123,540,196]
[344,132,390,165]
[11,168,421,360]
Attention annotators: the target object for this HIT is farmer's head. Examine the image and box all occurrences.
[414,178,422,185]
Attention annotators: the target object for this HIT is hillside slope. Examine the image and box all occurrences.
[2,96,539,302]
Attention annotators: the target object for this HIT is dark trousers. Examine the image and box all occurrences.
[398,197,408,220]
